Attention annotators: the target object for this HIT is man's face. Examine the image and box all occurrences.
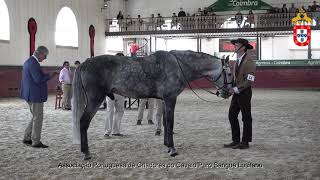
[65,63,70,68]
[234,43,245,53]
[38,53,47,62]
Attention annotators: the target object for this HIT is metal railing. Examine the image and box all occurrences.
[106,12,320,33]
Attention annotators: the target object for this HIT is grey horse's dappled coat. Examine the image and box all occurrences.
[72,50,233,160]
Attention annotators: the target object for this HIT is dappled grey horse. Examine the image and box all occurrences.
[72,50,233,160]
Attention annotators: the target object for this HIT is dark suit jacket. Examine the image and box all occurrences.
[20,56,50,103]
[233,53,256,92]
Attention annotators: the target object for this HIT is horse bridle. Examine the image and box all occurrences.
[205,58,234,93]
[173,53,233,102]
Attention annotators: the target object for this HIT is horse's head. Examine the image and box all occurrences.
[213,55,233,99]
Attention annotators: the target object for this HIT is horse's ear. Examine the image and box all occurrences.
[225,55,230,63]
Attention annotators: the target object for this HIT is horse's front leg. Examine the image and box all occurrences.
[163,97,178,157]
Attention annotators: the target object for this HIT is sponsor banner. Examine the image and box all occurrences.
[255,60,320,67]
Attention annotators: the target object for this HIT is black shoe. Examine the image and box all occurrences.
[112,133,124,136]
[23,140,32,146]
[224,142,240,148]
[232,142,249,149]
[32,142,49,148]
[239,142,249,149]
[148,120,154,125]
[104,134,110,138]
[136,120,142,125]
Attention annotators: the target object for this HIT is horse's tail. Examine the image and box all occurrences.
[72,67,86,144]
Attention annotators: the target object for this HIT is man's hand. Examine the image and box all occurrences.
[232,87,240,94]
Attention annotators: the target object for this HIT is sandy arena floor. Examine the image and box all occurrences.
[0,89,319,180]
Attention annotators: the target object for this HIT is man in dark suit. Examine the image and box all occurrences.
[224,38,256,149]
[21,46,58,148]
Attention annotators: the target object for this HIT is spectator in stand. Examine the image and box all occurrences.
[117,11,124,31]
[209,11,217,29]
[130,42,139,58]
[178,7,186,17]
[203,7,209,16]
[288,3,297,25]
[137,15,143,31]
[235,11,243,28]
[117,11,124,21]
[289,3,296,13]
[126,15,133,31]
[281,4,288,26]
[311,1,320,11]
[281,4,288,13]
[247,10,254,28]
[171,13,178,28]
[195,8,202,29]
[156,13,164,30]
[149,14,156,30]
[195,8,202,16]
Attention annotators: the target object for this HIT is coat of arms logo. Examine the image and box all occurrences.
[292,9,312,46]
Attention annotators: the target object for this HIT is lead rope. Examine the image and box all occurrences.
[174,55,227,104]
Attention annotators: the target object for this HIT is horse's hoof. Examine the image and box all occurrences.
[155,130,161,136]
[83,153,91,160]
[168,147,178,157]
[170,152,178,157]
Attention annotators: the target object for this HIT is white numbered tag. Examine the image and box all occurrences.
[247,74,255,82]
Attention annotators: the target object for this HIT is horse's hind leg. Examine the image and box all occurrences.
[80,95,105,160]
[163,105,168,147]
[163,97,178,157]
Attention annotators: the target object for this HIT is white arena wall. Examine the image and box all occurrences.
[0,0,106,66]
[107,0,315,18]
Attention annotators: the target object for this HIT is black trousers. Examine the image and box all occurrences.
[228,88,253,143]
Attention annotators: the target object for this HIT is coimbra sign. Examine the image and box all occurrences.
[229,0,259,7]
[208,0,272,12]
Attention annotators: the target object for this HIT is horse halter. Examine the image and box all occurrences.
[173,53,232,102]
[205,57,234,96]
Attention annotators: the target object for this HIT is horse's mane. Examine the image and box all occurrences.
[169,50,220,62]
